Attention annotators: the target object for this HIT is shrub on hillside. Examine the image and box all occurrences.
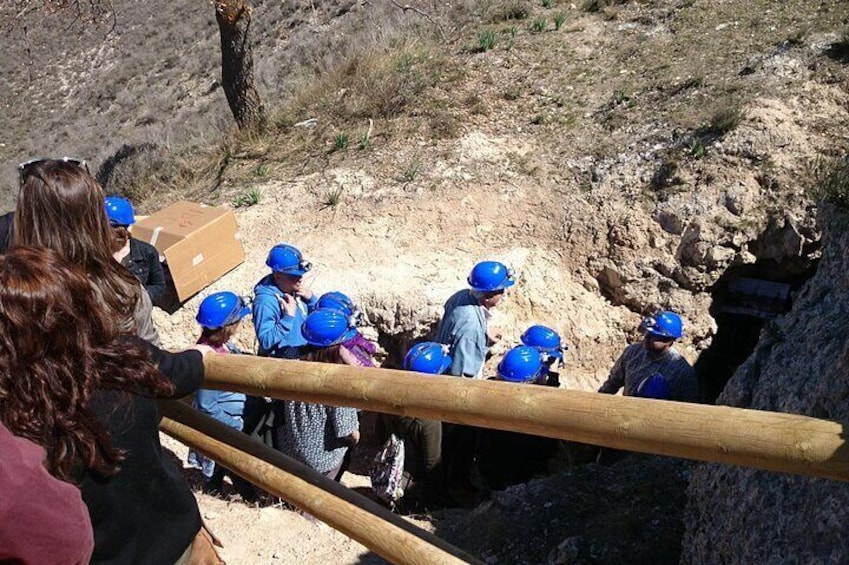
[485,0,531,22]
[97,143,191,204]
[805,155,849,209]
[703,103,746,138]
[581,0,629,12]
[283,43,447,123]
[690,101,746,150]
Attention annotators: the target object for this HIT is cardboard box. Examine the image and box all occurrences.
[132,201,244,302]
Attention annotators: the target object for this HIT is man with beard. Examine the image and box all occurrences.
[598,310,698,403]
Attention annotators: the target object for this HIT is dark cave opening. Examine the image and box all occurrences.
[695,257,819,403]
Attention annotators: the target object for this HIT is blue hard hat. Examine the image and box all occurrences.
[266,244,312,276]
[318,291,366,327]
[301,309,358,347]
[467,261,515,292]
[520,325,564,360]
[317,291,356,317]
[636,373,671,400]
[497,346,543,383]
[641,311,683,340]
[196,291,250,330]
[104,196,136,227]
[403,342,452,375]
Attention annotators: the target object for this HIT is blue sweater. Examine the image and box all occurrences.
[252,274,318,358]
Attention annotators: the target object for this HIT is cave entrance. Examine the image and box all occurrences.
[696,258,818,403]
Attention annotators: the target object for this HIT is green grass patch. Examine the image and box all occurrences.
[321,185,344,209]
[233,187,263,208]
[554,13,567,30]
[529,17,547,32]
[333,132,350,151]
[478,29,497,52]
[401,154,423,182]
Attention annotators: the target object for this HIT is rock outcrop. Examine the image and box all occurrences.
[682,204,849,563]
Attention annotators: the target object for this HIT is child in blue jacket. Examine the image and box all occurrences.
[188,291,258,502]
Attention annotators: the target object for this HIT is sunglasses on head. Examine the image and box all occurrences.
[18,157,89,186]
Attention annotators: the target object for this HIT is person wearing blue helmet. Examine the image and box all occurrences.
[376,343,451,511]
[435,260,515,495]
[404,342,453,374]
[476,346,559,492]
[598,310,698,402]
[316,291,361,321]
[105,195,167,307]
[252,243,319,359]
[188,292,258,502]
[316,291,376,367]
[520,324,567,387]
[435,260,515,379]
[495,345,544,383]
[273,309,360,480]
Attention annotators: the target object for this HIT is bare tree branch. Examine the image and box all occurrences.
[388,0,447,42]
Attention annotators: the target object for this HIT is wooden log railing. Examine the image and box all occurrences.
[200,354,849,483]
[159,400,479,565]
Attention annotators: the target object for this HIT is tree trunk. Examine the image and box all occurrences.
[214,0,266,130]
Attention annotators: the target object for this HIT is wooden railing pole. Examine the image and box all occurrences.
[201,354,849,483]
[158,401,479,565]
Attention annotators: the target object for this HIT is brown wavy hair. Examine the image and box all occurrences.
[301,344,345,364]
[200,321,242,348]
[0,246,173,482]
[15,160,141,333]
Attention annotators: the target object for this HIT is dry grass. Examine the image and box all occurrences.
[581,0,630,13]
[281,42,448,125]
[703,102,747,139]
[806,155,849,209]
[96,143,194,205]
[483,0,531,22]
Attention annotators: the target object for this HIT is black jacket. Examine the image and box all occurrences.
[122,238,166,306]
[82,341,204,565]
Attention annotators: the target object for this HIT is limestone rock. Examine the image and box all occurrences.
[681,205,849,564]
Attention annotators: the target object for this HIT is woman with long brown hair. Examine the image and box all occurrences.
[14,158,159,344]
[0,245,215,564]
